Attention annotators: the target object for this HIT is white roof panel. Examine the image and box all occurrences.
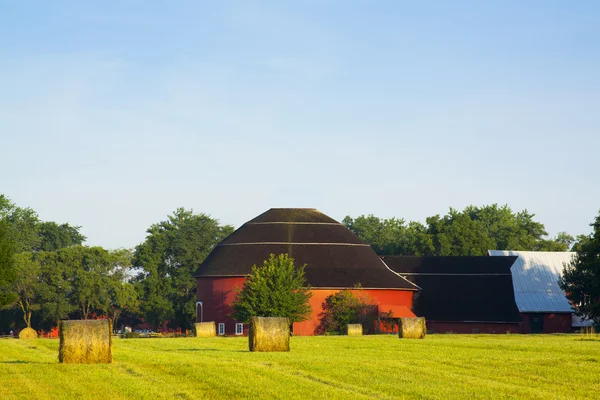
[488,250,575,313]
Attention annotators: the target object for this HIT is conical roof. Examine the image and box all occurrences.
[195,208,418,290]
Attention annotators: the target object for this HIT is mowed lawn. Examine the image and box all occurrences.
[1,334,599,399]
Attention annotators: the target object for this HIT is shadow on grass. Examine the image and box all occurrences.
[167,348,248,353]
[0,360,35,364]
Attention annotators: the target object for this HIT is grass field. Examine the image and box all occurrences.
[1,334,599,399]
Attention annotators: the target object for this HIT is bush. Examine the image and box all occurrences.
[316,289,378,335]
[123,332,140,339]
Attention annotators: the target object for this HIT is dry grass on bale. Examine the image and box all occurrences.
[18,328,38,340]
[194,322,216,337]
[249,317,290,352]
[399,317,427,339]
[59,320,112,364]
[347,324,363,336]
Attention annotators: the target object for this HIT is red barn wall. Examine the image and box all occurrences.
[293,289,414,336]
[196,277,246,335]
[520,313,571,334]
[196,277,414,336]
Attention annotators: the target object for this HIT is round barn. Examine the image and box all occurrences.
[193,208,418,336]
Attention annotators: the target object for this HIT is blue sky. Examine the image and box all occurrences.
[1,1,599,249]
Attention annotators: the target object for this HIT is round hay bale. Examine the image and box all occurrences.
[347,324,363,336]
[194,322,216,337]
[249,317,290,352]
[19,327,38,340]
[59,320,112,364]
[398,317,426,339]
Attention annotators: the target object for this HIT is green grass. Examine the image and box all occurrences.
[1,334,599,399]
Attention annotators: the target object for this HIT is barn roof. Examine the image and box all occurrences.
[195,208,419,290]
[488,250,576,313]
[382,256,521,323]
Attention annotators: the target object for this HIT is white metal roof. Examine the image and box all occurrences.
[488,250,576,313]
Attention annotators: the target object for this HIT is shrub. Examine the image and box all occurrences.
[316,289,377,335]
[123,332,140,339]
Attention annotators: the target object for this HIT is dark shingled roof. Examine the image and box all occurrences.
[382,256,521,323]
[195,208,418,290]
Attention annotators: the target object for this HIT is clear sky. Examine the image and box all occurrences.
[1,1,598,249]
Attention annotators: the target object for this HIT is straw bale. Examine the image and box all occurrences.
[19,327,38,340]
[194,322,216,337]
[347,324,363,336]
[59,320,112,364]
[398,317,426,339]
[249,317,290,352]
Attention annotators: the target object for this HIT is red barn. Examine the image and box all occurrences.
[194,208,418,335]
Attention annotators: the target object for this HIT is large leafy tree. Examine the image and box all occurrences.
[12,252,42,328]
[38,221,86,252]
[342,215,433,255]
[133,208,233,329]
[232,254,312,324]
[0,195,86,253]
[560,211,600,324]
[0,218,17,306]
[0,195,41,253]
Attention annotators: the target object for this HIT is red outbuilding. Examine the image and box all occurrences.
[194,208,419,335]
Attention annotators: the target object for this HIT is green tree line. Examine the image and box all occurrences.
[1,194,596,332]
[0,195,232,334]
[343,204,579,256]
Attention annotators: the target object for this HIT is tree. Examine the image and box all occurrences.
[107,249,138,329]
[232,254,312,324]
[342,215,433,256]
[12,252,41,328]
[344,204,572,256]
[0,195,40,253]
[560,211,600,324]
[38,221,86,251]
[133,208,233,329]
[0,218,17,306]
[0,195,86,253]
[316,289,378,335]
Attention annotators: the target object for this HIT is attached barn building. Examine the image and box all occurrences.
[194,208,418,336]
[382,256,522,333]
[488,250,588,333]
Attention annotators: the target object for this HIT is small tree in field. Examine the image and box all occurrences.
[560,210,600,325]
[231,254,312,323]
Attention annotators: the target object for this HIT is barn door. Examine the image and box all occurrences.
[529,314,544,333]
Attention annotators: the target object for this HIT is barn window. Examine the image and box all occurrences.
[218,323,225,335]
[235,323,243,335]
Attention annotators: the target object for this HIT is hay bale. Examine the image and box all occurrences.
[59,320,112,364]
[19,327,38,340]
[398,317,426,339]
[248,317,290,352]
[194,322,216,337]
[347,324,363,336]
